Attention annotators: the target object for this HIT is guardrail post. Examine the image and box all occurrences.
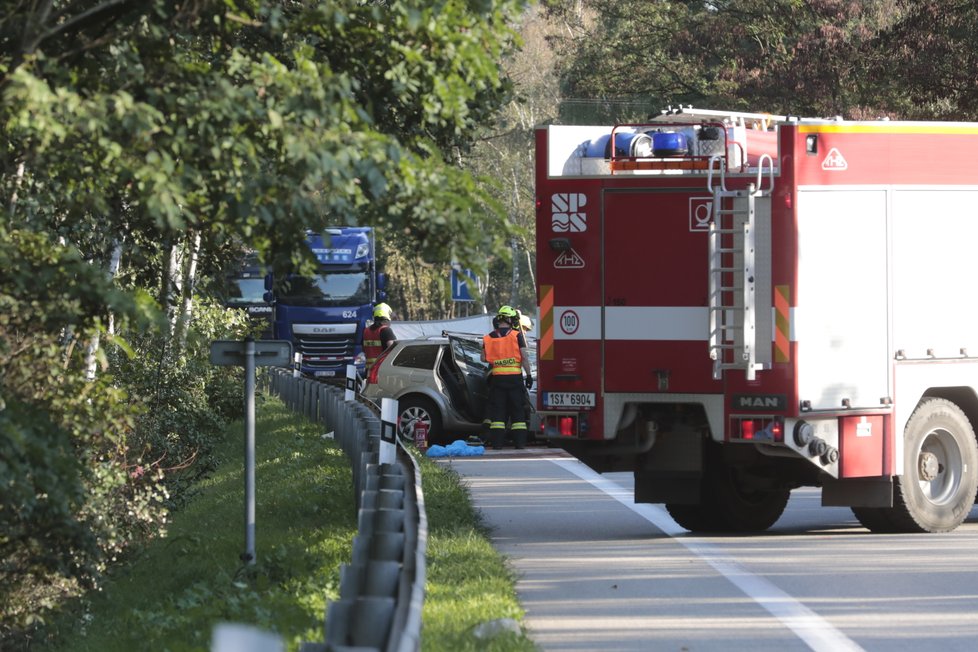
[346,364,358,402]
[379,398,397,465]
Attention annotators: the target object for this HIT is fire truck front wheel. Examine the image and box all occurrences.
[891,398,978,533]
[850,506,900,533]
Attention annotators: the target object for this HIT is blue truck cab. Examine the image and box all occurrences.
[266,227,386,379]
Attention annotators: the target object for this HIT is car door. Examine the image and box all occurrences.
[447,334,490,422]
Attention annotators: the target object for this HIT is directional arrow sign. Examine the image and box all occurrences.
[450,267,477,302]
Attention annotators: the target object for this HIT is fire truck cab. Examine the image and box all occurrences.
[535,106,978,533]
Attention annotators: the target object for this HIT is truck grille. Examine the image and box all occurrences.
[295,334,355,369]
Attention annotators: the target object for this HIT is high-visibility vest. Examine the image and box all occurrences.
[363,323,389,367]
[483,330,522,375]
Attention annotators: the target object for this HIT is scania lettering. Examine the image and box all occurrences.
[225,251,273,338]
[535,106,978,533]
[267,227,387,379]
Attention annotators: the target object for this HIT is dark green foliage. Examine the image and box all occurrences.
[0,399,98,588]
[548,0,978,121]
[1,0,527,277]
[872,0,978,119]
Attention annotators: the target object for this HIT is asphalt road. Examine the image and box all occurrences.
[439,447,978,652]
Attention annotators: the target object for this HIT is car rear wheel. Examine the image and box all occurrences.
[398,396,444,446]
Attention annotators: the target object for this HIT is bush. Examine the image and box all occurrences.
[0,227,257,644]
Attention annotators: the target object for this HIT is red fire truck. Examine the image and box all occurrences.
[534,107,978,533]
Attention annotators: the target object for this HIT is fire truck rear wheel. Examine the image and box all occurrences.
[665,502,724,533]
[890,398,978,533]
[710,468,790,532]
[666,467,789,533]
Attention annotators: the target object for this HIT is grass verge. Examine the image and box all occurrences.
[415,453,537,651]
[31,395,536,651]
[33,394,355,651]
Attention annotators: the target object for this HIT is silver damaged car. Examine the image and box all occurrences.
[361,332,538,446]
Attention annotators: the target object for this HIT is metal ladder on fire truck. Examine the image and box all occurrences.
[707,154,774,381]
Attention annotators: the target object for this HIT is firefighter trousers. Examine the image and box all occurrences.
[487,374,527,449]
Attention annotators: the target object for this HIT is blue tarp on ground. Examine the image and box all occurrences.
[426,440,485,457]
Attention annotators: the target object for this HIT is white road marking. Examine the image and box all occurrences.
[552,458,866,652]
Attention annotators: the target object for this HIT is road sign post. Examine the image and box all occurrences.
[210,338,292,565]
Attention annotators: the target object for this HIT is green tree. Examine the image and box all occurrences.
[0,0,529,639]
[545,0,913,120]
[872,0,978,120]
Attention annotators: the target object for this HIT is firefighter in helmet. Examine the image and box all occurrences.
[481,305,533,449]
[362,302,398,370]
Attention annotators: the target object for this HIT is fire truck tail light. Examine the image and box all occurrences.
[733,416,784,443]
[542,413,589,438]
[559,417,575,436]
[741,420,756,440]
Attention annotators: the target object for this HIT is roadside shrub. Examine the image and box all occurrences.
[0,228,254,644]
[107,299,253,508]
[0,229,151,640]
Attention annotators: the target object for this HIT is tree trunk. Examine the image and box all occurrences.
[165,240,184,339]
[510,237,519,304]
[8,161,25,215]
[174,231,201,352]
[509,167,521,305]
[83,238,124,380]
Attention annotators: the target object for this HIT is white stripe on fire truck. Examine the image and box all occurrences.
[553,306,798,342]
[605,306,708,340]
[553,458,866,652]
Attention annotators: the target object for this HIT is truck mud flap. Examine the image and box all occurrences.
[821,477,894,508]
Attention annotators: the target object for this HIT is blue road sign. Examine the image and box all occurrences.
[451,267,476,302]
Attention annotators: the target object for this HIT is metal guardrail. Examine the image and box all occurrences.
[267,369,427,652]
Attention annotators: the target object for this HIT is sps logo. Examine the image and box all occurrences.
[551,193,588,233]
